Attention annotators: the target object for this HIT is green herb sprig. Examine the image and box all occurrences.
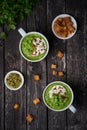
[0,0,39,39]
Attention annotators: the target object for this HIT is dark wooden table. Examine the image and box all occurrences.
[0,0,87,130]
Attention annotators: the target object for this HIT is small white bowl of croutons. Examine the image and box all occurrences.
[52,14,77,40]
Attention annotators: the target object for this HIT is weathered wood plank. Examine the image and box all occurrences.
[47,0,68,130]
[66,0,87,130]
[1,0,87,130]
[26,0,47,130]
[0,27,5,130]
[4,18,27,130]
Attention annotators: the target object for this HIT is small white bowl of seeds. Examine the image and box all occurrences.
[4,70,24,91]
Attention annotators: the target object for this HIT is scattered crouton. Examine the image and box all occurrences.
[26,114,34,123]
[33,75,40,81]
[58,71,64,76]
[52,70,57,76]
[57,51,64,58]
[13,103,20,110]
[51,64,57,69]
[33,98,40,105]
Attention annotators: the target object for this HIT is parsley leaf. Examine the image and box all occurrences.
[0,0,39,38]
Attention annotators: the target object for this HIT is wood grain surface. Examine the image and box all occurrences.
[0,0,87,130]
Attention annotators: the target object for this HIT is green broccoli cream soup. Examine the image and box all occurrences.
[21,33,48,61]
[44,82,73,110]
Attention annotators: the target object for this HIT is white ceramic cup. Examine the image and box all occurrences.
[52,14,77,40]
[18,28,49,62]
[43,81,76,113]
[4,70,24,91]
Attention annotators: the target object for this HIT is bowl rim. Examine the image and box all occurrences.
[4,70,24,91]
[43,81,74,112]
[52,14,77,40]
[19,31,49,62]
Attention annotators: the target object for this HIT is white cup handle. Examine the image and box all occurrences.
[69,105,77,113]
[18,28,26,37]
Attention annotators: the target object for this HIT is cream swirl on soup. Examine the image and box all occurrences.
[32,38,46,56]
[49,85,67,98]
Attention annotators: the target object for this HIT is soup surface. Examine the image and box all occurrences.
[44,82,73,110]
[21,33,48,61]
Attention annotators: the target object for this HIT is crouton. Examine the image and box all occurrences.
[33,98,40,105]
[52,70,57,76]
[26,114,34,123]
[68,25,75,33]
[13,103,20,109]
[51,64,57,69]
[33,75,40,81]
[58,71,64,76]
[64,17,73,25]
[57,51,64,58]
